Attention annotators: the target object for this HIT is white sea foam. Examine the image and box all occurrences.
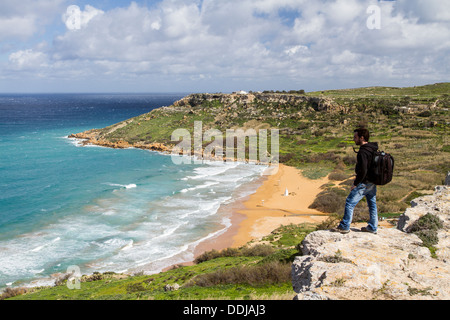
[180,181,219,193]
[186,161,239,180]
[106,183,137,189]
[121,240,134,251]
[104,238,128,247]
[102,210,117,216]
[151,223,187,242]
[64,136,85,147]
[30,245,46,253]
[30,237,61,252]
[63,136,108,149]
[133,216,233,273]
[31,269,45,274]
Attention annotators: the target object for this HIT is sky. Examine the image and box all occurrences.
[0,0,449,93]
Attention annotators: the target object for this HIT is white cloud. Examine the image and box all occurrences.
[1,0,449,92]
[285,45,309,57]
[0,16,36,41]
[0,0,66,41]
[331,50,358,65]
[8,49,48,70]
[161,1,202,38]
[394,0,450,23]
[322,0,364,25]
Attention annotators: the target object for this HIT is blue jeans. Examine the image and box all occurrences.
[338,182,378,231]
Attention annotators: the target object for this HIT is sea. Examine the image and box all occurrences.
[0,93,267,289]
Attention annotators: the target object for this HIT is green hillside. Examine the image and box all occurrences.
[306,82,450,98]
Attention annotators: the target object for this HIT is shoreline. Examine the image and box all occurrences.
[192,173,268,256]
[5,146,329,288]
[68,135,330,257]
[159,172,269,272]
[5,160,330,290]
[162,164,331,271]
[192,164,330,254]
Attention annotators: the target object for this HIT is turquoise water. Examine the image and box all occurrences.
[0,94,266,288]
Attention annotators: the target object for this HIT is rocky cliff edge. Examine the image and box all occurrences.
[291,186,450,300]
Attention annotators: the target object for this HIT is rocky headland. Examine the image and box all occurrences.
[69,129,172,152]
[292,185,450,300]
[68,92,344,153]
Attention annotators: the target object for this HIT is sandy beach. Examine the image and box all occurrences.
[192,164,331,259]
[231,164,330,247]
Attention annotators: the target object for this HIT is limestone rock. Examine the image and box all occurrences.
[68,131,173,153]
[164,283,180,292]
[173,92,345,114]
[294,291,330,300]
[397,186,450,233]
[292,186,450,300]
[292,228,449,300]
[397,186,450,261]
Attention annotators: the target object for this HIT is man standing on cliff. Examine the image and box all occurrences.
[336,128,379,234]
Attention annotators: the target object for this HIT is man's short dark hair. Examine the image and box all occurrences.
[354,128,370,142]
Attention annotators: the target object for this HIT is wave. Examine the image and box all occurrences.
[180,181,219,193]
[185,162,239,180]
[30,245,45,253]
[178,199,224,219]
[150,223,187,242]
[120,240,134,251]
[133,216,232,272]
[63,136,109,149]
[105,183,137,189]
[64,136,84,147]
[31,269,45,274]
[190,217,231,247]
[101,210,117,216]
[90,238,134,252]
[30,237,61,253]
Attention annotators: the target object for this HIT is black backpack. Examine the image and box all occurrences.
[370,150,394,185]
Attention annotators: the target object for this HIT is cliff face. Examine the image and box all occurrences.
[68,129,172,152]
[174,92,346,113]
[291,186,450,300]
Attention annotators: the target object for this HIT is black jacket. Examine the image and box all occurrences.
[354,142,378,186]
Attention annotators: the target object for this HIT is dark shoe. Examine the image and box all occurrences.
[361,226,377,234]
[334,226,350,234]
